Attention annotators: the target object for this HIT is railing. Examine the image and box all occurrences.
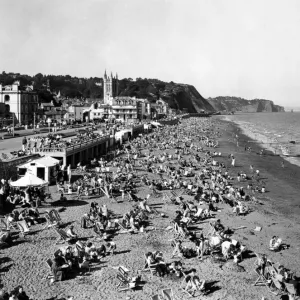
[37,147,66,153]
[36,135,110,154]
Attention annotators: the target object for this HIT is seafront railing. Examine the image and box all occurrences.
[36,135,110,154]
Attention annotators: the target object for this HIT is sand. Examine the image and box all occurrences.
[1,117,300,300]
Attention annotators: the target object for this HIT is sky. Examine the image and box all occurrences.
[0,0,299,106]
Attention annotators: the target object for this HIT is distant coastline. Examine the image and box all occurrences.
[208,96,284,113]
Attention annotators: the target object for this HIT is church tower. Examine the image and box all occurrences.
[103,70,118,104]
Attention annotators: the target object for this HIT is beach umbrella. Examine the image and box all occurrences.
[10,172,48,187]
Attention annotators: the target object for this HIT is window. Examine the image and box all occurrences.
[4,95,10,102]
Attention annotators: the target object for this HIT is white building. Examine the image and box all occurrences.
[82,102,110,121]
[111,97,138,121]
[0,81,39,124]
[18,156,60,184]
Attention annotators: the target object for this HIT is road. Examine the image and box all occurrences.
[0,126,102,155]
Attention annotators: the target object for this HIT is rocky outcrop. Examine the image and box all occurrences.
[207,96,285,113]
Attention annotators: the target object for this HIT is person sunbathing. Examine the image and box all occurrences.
[211,219,230,236]
[51,250,70,283]
[172,240,184,258]
[106,242,116,255]
[66,225,78,239]
[168,261,183,277]
[19,207,41,225]
[84,242,99,261]
[0,229,13,248]
[152,251,167,277]
[269,236,283,251]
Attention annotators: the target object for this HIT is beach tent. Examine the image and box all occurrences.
[10,172,48,187]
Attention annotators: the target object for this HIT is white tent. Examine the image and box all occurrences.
[10,172,48,187]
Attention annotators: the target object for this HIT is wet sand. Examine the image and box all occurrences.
[218,117,300,221]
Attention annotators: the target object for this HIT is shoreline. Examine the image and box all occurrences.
[218,114,300,168]
[214,116,300,222]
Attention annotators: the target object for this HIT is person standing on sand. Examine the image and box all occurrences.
[250,165,254,173]
[231,156,235,167]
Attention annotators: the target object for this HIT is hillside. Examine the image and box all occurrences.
[0,72,215,113]
[118,78,215,113]
[208,96,285,113]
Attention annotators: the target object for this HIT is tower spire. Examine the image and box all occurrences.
[104,69,107,79]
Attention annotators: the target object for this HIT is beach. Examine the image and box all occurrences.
[1,117,300,300]
[220,112,300,167]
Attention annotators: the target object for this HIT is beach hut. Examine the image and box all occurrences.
[17,156,60,184]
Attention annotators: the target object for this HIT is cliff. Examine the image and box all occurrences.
[207,96,285,113]
[118,78,215,113]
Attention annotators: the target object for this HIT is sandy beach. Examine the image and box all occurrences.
[1,117,300,300]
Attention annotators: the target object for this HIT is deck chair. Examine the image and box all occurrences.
[5,218,19,231]
[181,276,205,297]
[143,254,158,277]
[253,268,269,287]
[170,190,182,203]
[173,223,186,239]
[49,209,62,224]
[101,186,118,203]
[116,273,135,292]
[0,218,6,229]
[118,266,129,279]
[285,282,299,299]
[75,241,86,258]
[53,227,72,244]
[43,209,62,230]
[162,192,171,203]
[17,220,30,238]
[45,258,54,279]
[161,288,174,300]
[116,220,132,233]
[42,213,57,230]
[269,276,285,296]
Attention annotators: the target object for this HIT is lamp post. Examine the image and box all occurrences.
[12,115,15,137]
[33,112,36,131]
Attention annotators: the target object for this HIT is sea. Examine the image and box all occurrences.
[218,112,300,167]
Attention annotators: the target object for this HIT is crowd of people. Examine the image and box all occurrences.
[1,116,299,299]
